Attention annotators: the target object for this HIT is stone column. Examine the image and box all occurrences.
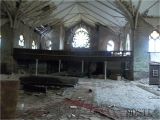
[133,19,153,80]
[1,23,16,73]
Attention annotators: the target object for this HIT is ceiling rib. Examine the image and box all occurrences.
[96,0,125,16]
[80,5,120,33]
[50,4,76,26]
[142,0,159,14]
[82,15,97,24]
[52,14,79,26]
[78,3,121,27]
[46,3,75,24]
[34,3,76,27]
[88,2,124,18]
[82,14,119,33]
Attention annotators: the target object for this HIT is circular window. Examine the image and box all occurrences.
[72,27,90,48]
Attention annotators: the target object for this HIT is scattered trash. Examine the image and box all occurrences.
[89,117,101,120]
[71,114,76,117]
[67,114,76,118]
[88,89,92,93]
[78,97,82,99]
[70,106,77,109]
[108,105,115,108]
[56,92,63,96]
[148,96,160,99]
[34,93,42,96]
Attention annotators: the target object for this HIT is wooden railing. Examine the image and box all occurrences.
[13,48,132,61]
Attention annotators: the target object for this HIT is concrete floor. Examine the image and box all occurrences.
[90,79,160,110]
[14,78,160,120]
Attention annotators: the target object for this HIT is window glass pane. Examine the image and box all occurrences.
[149,39,155,52]
[46,40,52,50]
[107,40,114,51]
[149,31,160,52]
[72,27,90,48]
[19,35,24,47]
[155,39,160,52]
[126,34,130,51]
[32,41,37,49]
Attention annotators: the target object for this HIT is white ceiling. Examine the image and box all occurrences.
[1,0,160,33]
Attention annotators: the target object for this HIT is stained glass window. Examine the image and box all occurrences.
[72,27,90,48]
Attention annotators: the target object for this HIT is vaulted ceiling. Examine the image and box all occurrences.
[1,0,160,33]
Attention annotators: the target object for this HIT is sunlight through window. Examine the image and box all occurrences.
[72,27,90,48]
[107,40,114,51]
[46,40,52,50]
[19,35,24,47]
[126,34,130,51]
[32,41,37,49]
[149,30,160,52]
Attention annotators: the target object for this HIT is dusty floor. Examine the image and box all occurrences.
[14,78,160,120]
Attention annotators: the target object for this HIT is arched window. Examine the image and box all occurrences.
[19,35,24,47]
[32,41,37,49]
[126,34,130,51]
[46,40,52,50]
[149,30,160,52]
[72,27,90,48]
[107,40,114,51]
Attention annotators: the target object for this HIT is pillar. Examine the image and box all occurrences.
[59,24,65,50]
[59,60,61,72]
[104,61,107,80]
[35,59,38,76]
[133,19,153,79]
[81,60,84,73]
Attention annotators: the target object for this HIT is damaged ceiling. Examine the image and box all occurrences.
[1,0,160,33]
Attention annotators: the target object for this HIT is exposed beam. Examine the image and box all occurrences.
[20,1,38,14]
[19,1,52,19]
[142,0,159,14]
[115,0,133,27]
[13,0,23,28]
[30,3,75,27]
[83,13,119,33]
[51,14,79,26]
[64,20,80,24]
[81,4,119,32]
[135,0,142,28]
[88,2,124,18]
[78,3,121,27]
[1,1,13,27]
[50,4,76,26]
[20,0,64,19]
[65,21,80,29]
[81,15,97,24]
[81,16,95,26]
[42,3,76,26]
[96,0,125,16]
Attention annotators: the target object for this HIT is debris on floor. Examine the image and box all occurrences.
[15,78,160,120]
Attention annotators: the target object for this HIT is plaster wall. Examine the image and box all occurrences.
[13,22,40,49]
[1,22,41,73]
[41,27,60,50]
[98,26,119,51]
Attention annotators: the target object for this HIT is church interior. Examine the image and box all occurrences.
[0,0,160,119]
